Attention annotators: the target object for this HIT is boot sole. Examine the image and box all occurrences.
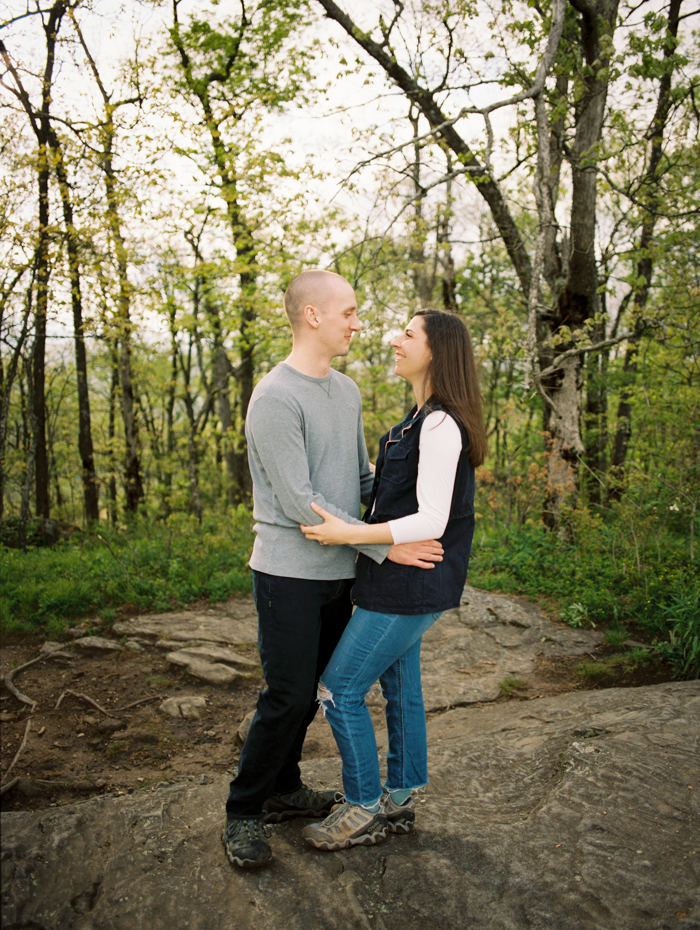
[263,807,331,823]
[222,832,272,869]
[226,853,271,869]
[304,828,388,851]
[386,813,415,834]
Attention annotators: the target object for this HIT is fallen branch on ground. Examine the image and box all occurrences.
[1,718,31,785]
[4,648,74,711]
[55,689,116,718]
[112,695,160,712]
[0,777,20,796]
[96,534,130,585]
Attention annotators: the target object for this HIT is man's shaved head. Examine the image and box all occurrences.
[284,270,351,331]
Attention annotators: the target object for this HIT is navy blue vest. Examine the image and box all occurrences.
[352,404,475,615]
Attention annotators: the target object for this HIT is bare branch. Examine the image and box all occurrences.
[1,9,56,29]
[0,777,20,796]
[537,330,645,380]
[468,0,566,118]
[113,695,160,712]
[1,719,31,785]
[3,647,74,711]
[96,534,130,585]
[55,689,116,717]
[379,0,404,51]
[315,0,532,294]
[567,0,597,15]
[0,41,41,137]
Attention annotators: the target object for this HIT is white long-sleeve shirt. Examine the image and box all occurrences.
[386,410,462,545]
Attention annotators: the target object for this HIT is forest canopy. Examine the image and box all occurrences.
[1,0,698,675]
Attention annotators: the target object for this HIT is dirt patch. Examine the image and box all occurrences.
[0,634,346,815]
[495,645,677,701]
[1,631,676,814]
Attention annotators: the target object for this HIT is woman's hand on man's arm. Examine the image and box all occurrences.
[301,502,394,546]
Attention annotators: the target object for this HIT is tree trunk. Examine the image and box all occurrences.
[213,347,237,507]
[315,0,533,298]
[608,0,683,498]
[1,2,68,519]
[0,269,34,521]
[408,110,433,307]
[540,0,619,528]
[102,128,144,512]
[437,152,457,312]
[18,351,39,551]
[66,7,144,513]
[52,143,99,522]
[186,426,203,524]
[165,305,178,516]
[583,316,608,504]
[97,113,143,512]
[234,269,255,502]
[118,327,144,513]
[108,343,119,525]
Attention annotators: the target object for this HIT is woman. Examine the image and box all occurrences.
[299,309,487,851]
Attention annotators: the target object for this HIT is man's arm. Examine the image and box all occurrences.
[357,414,376,506]
[247,392,389,563]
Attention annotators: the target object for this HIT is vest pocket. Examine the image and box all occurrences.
[380,444,412,485]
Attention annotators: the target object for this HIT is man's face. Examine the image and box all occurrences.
[315,280,361,358]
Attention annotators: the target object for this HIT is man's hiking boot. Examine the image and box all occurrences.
[262,783,344,823]
[222,817,272,869]
[302,801,388,851]
[382,792,416,834]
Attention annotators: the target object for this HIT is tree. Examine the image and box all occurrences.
[167,0,316,502]
[0,1,68,520]
[312,0,695,526]
[69,11,146,513]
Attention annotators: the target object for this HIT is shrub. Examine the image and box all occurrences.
[0,508,255,638]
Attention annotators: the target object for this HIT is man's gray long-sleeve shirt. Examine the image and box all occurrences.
[246,363,390,580]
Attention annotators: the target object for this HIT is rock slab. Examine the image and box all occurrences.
[2,681,698,930]
[420,586,602,710]
[112,602,258,647]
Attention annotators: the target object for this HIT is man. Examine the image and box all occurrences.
[222,270,443,869]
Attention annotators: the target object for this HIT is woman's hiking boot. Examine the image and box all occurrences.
[302,801,388,851]
[381,792,416,833]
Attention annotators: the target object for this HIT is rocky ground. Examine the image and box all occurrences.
[2,588,698,930]
[0,588,676,814]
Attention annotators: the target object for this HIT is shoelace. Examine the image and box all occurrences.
[246,819,271,840]
[226,819,271,842]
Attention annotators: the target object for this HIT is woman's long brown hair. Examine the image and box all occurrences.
[415,310,487,467]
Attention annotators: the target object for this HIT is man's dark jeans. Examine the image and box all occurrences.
[225,571,354,820]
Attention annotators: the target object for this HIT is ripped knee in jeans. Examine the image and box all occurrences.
[317,680,335,716]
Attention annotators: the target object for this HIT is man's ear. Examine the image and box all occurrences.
[303,303,321,328]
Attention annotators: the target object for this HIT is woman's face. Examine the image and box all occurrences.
[391,316,432,385]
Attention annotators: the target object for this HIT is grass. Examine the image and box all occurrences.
[604,628,629,648]
[0,508,254,638]
[3,501,697,682]
[469,519,698,680]
[575,647,655,682]
[145,675,173,689]
[499,675,528,697]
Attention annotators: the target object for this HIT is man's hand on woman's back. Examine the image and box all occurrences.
[387,541,443,569]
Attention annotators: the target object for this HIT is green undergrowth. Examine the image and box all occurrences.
[469,516,699,681]
[0,508,254,638]
[575,647,656,682]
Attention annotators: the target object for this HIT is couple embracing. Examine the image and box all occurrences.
[222,270,487,869]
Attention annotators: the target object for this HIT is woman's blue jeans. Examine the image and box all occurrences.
[318,607,442,807]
